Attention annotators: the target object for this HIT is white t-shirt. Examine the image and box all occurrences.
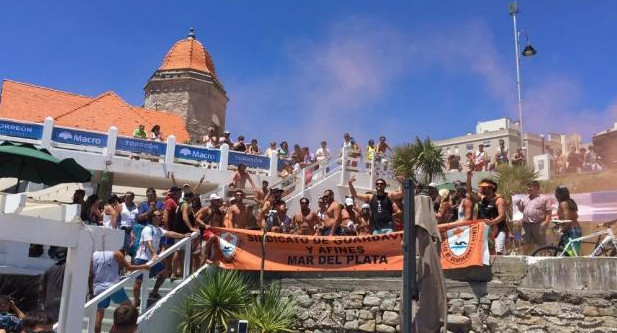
[315,147,331,161]
[120,203,139,228]
[135,225,166,261]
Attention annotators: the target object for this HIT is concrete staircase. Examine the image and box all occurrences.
[82,275,182,333]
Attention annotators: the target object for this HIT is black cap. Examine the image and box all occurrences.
[169,186,182,192]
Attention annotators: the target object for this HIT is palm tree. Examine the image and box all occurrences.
[493,164,539,218]
[391,136,445,184]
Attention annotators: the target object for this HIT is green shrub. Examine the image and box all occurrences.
[178,267,251,333]
[237,283,297,333]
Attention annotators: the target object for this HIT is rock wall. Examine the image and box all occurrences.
[273,257,617,333]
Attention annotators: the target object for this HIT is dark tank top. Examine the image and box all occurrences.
[478,196,506,232]
[369,192,394,231]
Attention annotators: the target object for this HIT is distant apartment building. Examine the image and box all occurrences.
[434,118,580,168]
[592,122,617,168]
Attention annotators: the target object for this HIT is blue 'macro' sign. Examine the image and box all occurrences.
[229,151,270,170]
[116,137,166,156]
[52,127,108,148]
[174,144,221,163]
[0,119,43,140]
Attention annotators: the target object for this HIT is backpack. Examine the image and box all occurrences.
[128,224,152,257]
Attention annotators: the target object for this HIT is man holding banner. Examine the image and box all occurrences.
[466,165,507,255]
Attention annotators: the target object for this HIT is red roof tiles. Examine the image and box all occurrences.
[159,37,216,75]
[0,80,190,142]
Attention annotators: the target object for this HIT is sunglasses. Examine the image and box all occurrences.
[300,201,309,205]
[376,183,386,186]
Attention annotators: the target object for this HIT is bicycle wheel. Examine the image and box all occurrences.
[531,246,566,257]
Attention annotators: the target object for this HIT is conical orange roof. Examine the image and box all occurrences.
[159,28,216,75]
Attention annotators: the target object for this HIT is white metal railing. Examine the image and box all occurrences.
[81,231,199,333]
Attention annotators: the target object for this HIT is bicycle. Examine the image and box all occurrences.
[531,219,617,257]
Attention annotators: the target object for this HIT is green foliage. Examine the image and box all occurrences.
[178,267,251,333]
[391,136,445,184]
[238,283,297,333]
[493,164,539,206]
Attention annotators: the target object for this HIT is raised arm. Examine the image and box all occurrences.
[466,168,480,203]
[192,175,205,194]
[348,176,371,202]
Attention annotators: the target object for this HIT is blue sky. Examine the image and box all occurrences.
[1,0,616,150]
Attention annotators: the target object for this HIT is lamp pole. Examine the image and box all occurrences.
[509,2,525,150]
[509,2,536,152]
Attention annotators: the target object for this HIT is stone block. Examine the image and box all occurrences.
[583,305,600,317]
[380,299,396,311]
[322,292,342,300]
[490,300,512,317]
[376,324,396,333]
[465,298,479,306]
[296,294,313,308]
[359,320,376,332]
[447,314,471,333]
[377,291,392,298]
[345,309,359,321]
[382,311,400,325]
[459,292,476,300]
[359,310,374,320]
[303,318,316,329]
[344,320,359,330]
[345,299,364,309]
[364,296,382,306]
[463,304,477,316]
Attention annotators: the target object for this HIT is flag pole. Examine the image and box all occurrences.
[401,179,416,333]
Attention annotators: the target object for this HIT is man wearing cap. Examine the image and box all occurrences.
[197,193,224,264]
[292,198,319,235]
[466,167,507,254]
[357,203,372,235]
[340,197,360,235]
[348,176,402,235]
[219,130,232,146]
[516,180,552,253]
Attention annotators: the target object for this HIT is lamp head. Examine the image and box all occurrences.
[522,44,537,57]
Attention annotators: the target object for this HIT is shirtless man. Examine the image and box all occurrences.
[377,136,393,170]
[202,126,218,148]
[254,180,270,206]
[340,197,360,235]
[197,194,225,264]
[224,190,254,229]
[357,203,372,235]
[292,198,319,235]
[230,163,256,190]
[321,189,342,236]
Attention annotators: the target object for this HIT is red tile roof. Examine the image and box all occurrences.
[159,36,216,75]
[0,80,190,142]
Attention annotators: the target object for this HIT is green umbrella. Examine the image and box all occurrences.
[0,141,92,192]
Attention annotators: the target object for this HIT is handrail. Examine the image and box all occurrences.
[80,230,199,333]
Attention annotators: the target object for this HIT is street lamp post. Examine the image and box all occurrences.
[509,2,536,151]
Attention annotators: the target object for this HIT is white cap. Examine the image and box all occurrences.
[209,193,221,200]
[428,182,437,188]
[345,197,354,206]
[361,203,370,209]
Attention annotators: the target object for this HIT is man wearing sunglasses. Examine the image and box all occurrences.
[348,176,402,235]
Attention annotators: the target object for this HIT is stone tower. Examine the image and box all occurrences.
[144,28,228,143]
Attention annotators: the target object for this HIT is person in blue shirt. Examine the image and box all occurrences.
[137,188,165,226]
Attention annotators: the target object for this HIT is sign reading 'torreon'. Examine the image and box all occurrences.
[51,128,108,147]
[0,119,43,140]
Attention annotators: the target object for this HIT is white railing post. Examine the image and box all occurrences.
[56,231,94,333]
[87,308,96,333]
[183,238,192,279]
[140,274,150,314]
[165,135,176,167]
[340,147,347,186]
[105,126,118,161]
[41,117,54,149]
[219,144,230,170]
[269,151,279,177]
[301,168,306,196]
[369,153,376,187]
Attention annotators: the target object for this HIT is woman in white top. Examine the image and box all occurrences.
[120,192,139,251]
[150,125,163,142]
